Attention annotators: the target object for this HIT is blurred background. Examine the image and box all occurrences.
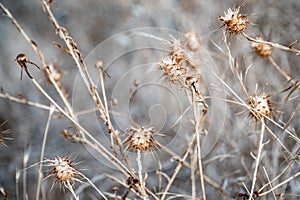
[0,0,300,199]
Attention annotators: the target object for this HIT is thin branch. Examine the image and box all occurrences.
[242,32,300,55]
[259,171,300,197]
[0,92,58,112]
[0,2,75,119]
[40,0,129,164]
[160,134,197,200]
[268,56,299,88]
[250,120,266,199]
[35,105,55,200]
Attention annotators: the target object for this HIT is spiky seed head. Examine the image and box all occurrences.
[251,37,273,57]
[185,32,201,51]
[159,54,186,81]
[50,156,77,186]
[219,7,249,34]
[248,94,272,120]
[0,122,12,146]
[126,127,157,151]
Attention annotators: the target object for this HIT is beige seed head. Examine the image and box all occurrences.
[248,94,272,120]
[125,127,157,151]
[251,37,273,57]
[159,54,186,81]
[50,156,77,186]
[185,32,201,51]
[219,7,249,34]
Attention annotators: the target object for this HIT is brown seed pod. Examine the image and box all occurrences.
[15,53,40,80]
[251,37,273,57]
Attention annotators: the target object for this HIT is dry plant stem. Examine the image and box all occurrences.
[31,76,157,198]
[191,146,197,200]
[30,78,132,177]
[250,120,266,200]
[268,56,299,87]
[98,66,126,163]
[15,168,20,200]
[137,150,148,200]
[160,134,197,200]
[35,105,55,200]
[156,142,232,199]
[66,181,79,200]
[262,166,277,199]
[0,3,75,119]
[259,159,296,193]
[0,92,59,112]
[223,31,235,72]
[191,88,206,200]
[259,171,300,197]
[211,68,297,152]
[77,172,108,200]
[196,132,206,200]
[242,32,300,55]
[0,187,7,200]
[40,0,128,163]
[23,149,30,200]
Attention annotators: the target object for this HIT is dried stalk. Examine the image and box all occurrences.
[35,105,55,200]
[250,120,266,199]
[242,32,300,55]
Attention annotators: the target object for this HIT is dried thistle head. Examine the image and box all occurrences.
[247,93,272,120]
[251,37,273,57]
[219,6,249,34]
[47,156,78,187]
[159,54,186,81]
[123,127,157,151]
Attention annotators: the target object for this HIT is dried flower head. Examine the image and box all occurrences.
[184,32,201,51]
[219,6,249,34]
[159,54,186,81]
[48,156,78,187]
[248,93,272,120]
[251,37,273,57]
[15,53,40,80]
[123,127,157,151]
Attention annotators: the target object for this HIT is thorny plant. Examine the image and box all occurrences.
[0,1,300,200]
[0,121,12,146]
